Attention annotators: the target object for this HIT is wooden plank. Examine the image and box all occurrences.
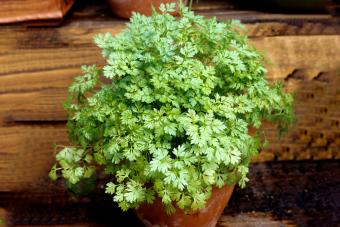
[251,36,340,80]
[0,88,67,123]
[0,24,125,124]
[245,22,340,37]
[6,213,297,227]
[224,160,340,227]
[192,0,338,25]
[65,0,340,37]
[218,212,295,227]
[15,225,104,227]
[15,224,105,227]
[195,0,340,37]
[0,47,100,77]
[1,34,339,122]
[0,125,68,191]
[1,160,338,226]
[201,10,334,22]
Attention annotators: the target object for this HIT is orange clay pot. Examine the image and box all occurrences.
[106,0,187,19]
[136,184,235,227]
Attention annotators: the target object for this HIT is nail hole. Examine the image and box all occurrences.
[285,69,305,81]
[313,71,329,83]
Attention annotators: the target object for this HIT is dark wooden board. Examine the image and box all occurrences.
[64,0,340,37]
[1,160,339,226]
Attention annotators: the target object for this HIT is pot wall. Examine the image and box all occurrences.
[136,184,235,227]
[107,0,187,19]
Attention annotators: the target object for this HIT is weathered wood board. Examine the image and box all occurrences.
[0,126,68,191]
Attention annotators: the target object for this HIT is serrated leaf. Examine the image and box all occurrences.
[105,182,117,195]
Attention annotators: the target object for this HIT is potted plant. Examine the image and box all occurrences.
[49,2,293,227]
[106,0,188,19]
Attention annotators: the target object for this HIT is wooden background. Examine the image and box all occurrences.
[0,1,339,226]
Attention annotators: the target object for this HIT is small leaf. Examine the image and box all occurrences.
[105,182,117,195]
[49,164,58,181]
[74,167,84,177]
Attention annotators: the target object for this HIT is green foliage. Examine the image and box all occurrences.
[50,3,293,213]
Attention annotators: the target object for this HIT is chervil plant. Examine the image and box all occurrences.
[50,3,293,214]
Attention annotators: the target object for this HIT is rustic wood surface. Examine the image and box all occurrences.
[218,212,295,227]
[0,0,339,226]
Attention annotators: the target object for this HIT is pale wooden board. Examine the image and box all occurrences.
[252,36,340,80]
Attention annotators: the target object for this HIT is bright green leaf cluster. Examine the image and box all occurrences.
[50,3,293,213]
[50,147,95,184]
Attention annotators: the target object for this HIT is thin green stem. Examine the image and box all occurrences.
[189,0,194,11]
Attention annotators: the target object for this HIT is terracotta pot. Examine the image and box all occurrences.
[106,0,187,19]
[136,184,235,227]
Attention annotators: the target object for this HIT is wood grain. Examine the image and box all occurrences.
[246,22,340,37]
[0,125,68,191]
[218,212,295,227]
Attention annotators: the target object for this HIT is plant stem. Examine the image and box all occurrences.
[189,0,193,11]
